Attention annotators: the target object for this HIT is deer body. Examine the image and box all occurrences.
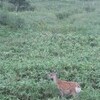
[48,73,81,97]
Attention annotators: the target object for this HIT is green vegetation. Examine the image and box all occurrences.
[0,0,100,100]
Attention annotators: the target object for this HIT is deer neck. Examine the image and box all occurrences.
[53,76,58,84]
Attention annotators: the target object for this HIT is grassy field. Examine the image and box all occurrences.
[0,0,100,100]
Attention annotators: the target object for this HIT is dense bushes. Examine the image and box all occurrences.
[0,11,25,29]
[0,0,35,12]
[8,0,30,12]
[0,0,35,29]
[0,1,15,11]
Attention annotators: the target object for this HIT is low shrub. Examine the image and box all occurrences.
[0,10,25,29]
[56,12,70,20]
[7,14,25,29]
[0,11,8,25]
[1,1,15,11]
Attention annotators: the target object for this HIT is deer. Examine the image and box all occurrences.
[48,72,81,97]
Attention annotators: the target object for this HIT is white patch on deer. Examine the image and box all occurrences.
[75,87,81,93]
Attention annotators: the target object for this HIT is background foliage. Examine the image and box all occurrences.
[0,0,100,100]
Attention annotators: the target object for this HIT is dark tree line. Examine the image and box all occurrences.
[8,0,30,11]
[0,0,31,12]
[0,0,30,29]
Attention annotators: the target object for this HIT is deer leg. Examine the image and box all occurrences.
[59,90,64,97]
[72,92,76,97]
[72,92,79,100]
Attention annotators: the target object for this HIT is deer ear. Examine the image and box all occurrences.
[53,70,57,73]
[50,68,57,74]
